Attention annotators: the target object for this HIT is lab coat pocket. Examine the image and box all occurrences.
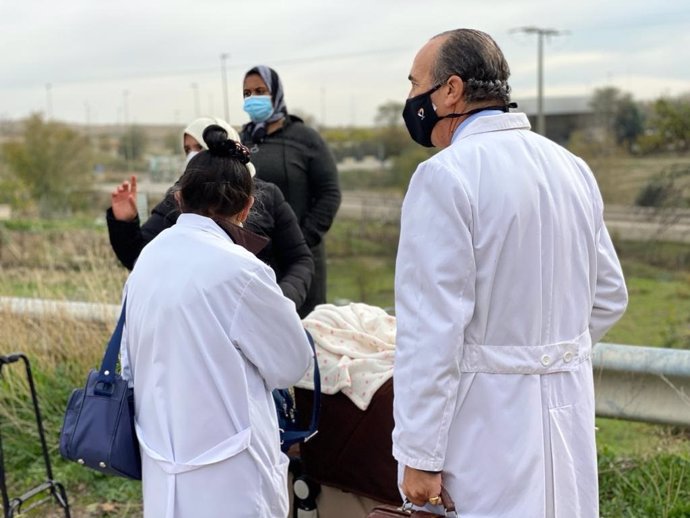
[548,405,579,518]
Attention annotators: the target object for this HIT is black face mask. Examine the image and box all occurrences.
[402,83,515,147]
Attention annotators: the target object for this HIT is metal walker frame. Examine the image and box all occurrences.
[0,353,70,517]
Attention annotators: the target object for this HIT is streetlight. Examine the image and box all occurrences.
[45,83,53,119]
[220,53,230,121]
[122,89,129,126]
[512,26,565,136]
[84,101,91,128]
[122,90,132,172]
[320,86,326,128]
[191,82,201,117]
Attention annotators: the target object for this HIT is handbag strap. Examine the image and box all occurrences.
[96,298,127,389]
[279,330,321,446]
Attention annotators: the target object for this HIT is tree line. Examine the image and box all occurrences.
[0,88,688,218]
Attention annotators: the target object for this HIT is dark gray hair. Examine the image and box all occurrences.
[431,29,511,105]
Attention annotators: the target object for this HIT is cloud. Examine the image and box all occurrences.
[1,0,689,125]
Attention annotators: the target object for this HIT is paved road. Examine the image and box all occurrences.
[338,192,690,243]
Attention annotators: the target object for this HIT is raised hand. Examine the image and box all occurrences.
[111,175,138,222]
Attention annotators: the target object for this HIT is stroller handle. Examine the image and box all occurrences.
[0,353,25,365]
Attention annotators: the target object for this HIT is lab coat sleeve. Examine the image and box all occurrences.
[392,161,476,472]
[232,265,312,390]
[574,156,628,344]
[590,223,628,344]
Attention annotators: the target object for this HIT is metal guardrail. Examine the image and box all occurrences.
[593,343,690,427]
[2,297,689,427]
[0,297,119,324]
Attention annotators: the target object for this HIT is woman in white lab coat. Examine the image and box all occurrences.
[121,125,312,518]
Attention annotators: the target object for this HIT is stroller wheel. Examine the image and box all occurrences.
[293,475,320,517]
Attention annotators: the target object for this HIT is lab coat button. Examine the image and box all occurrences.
[563,351,573,363]
[541,354,551,366]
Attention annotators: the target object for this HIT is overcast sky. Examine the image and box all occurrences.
[1,0,688,128]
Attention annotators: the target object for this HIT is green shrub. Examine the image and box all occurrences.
[599,450,690,517]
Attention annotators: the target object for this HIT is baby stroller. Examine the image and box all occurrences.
[293,379,401,518]
[0,353,70,517]
[290,303,401,517]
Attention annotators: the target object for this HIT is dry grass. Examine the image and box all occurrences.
[0,224,140,516]
[0,226,127,302]
[0,310,143,517]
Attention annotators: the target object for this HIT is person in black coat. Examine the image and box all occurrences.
[241,66,341,316]
[106,117,314,315]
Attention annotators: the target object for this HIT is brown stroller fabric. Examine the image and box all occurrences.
[295,379,402,506]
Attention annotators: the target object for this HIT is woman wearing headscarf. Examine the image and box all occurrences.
[120,125,312,517]
[106,117,314,311]
[241,66,341,317]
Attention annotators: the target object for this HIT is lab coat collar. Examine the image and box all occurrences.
[452,112,531,143]
[176,213,269,255]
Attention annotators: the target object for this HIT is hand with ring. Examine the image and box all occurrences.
[428,495,442,506]
[400,465,443,507]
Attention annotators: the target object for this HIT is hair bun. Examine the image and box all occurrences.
[203,124,251,164]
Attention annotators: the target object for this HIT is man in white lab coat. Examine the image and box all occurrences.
[393,29,628,517]
[121,126,313,518]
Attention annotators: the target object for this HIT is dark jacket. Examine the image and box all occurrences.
[106,179,314,312]
[242,115,341,315]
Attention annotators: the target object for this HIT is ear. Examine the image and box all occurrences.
[173,190,182,208]
[443,75,465,107]
[238,195,255,223]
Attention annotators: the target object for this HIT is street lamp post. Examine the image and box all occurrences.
[320,86,326,128]
[45,83,53,119]
[191,82,201,117]
[84,101,91,128]
[513,26,564,137]
[123,90,132,172]
[220,53,230,121]
[122,89,129,126]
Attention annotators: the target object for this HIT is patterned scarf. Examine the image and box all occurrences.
[242,65,288,144]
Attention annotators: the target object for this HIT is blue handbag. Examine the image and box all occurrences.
[59,300,142,480]
[273,331,321,452]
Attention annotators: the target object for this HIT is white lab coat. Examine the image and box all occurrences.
[393,113,628,518]
[120,213,312,518]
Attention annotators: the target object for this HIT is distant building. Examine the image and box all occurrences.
[514,96,594,144]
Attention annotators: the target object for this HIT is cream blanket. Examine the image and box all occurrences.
[297,303,396,410]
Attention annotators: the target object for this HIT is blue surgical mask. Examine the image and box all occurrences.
[243,95,274,123]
